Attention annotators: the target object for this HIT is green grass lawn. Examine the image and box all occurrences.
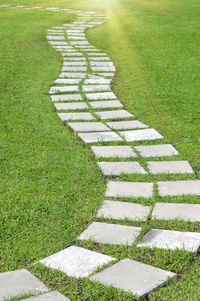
[0,0,200,300]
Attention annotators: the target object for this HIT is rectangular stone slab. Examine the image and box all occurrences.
[86,92,117,100]
[61,52,84,56]
[82,85,111,92]
[62,67,87,72]
[98,162,147,176]
[96,110,133,120]
[49,86,79,93]
[91,145,137,158]
[90,259,176,299]
[22,291,70,301]
[152,202,200,222]
[64,57,86,61]
[89,100,123,109]
[49,41,68,45]
[54,79,82,84]
[54,102,89,111]
[88,57,111,61]
[97,200,151,221]
[47,36,65,40]
[68,122,111,132]
[58,112,95,121]
[137,229,200,252]
[96,72,114,77]
[40,246,115,278]
[135,144,179,158]
[106,120,147,130]
[84,78,112,84]
[59,72,86,78]
[78,222,141,246]
[157,180,200,196]
[106,181,154,198]
[50,94,83,102]
[147,161,194,174]
[90,62,114,66]
[120,129,163,142]
[63,61,87,66]
[91,66,115,72]
[78,132,123,143]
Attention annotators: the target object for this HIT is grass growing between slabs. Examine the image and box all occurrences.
[0,0,200,300]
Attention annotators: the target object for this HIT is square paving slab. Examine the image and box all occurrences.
[137,229,200,252]
[78,222,141,246]
[135,144,179,158]
[58,112,95,121]
[106,120,148,130]
[0,269,48,300]
[68,122,110,132]
[50,94,83,102]
[89,100,123,109]
[86,92,117,100]
[147,160,194,174]
[120,129,163,142]
[90,259,176,299]
[91,145,137,158]
[157,180,200,196]
[98,162,147,176]
[22,291,70,301]
[106,181,154,198]
[78,131,123,143]
[40,246,115,278]
[152,203,200,222]
[96,110,133,120]
[54,102,88,111]
[97,200,151,221]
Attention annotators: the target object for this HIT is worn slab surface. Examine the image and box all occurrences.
[50,94,82,102]
[137,229,200,252]
[54,102,88,111]
[89,100,123,109]
[0,269,48,300]
[59,72,86,78]
[91,145,137,158]
[86,92,117,100]
[157,180,200,196]
[96,110,133,120]
[147,161,194,174]
[54,79,81,84]
[82,85,111,92]
[97,200,151,221]
[78,131,123,143]
[68,122,110,132]
[120,129,163,142]
[58,112,95,121]
[90,259,176,299]
[84,78,112,84]
[98,162,147,176]
[135,144,179,158]
[78,222,141,246]
[40,246,115,278]
[22,291,70,301]
[106,181,154,198]
[106,120,147,130]
[152,203,200,222]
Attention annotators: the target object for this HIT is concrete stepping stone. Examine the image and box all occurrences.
[47,36,65,40]
[91,145,137,158]
[78,222,141,246]
[40,246,115,278]
[97,200,151,221]
[96,72,114,77]
[68,122,110,132]
[91,66,115,72]
[152,203,200,222]
[90,62,114,66]
[106,181,153,198]
[106,120,147,130]
[96,110,133,120]
[49,41,68,46]
[63,61,87,66]
[89,100,123,109]
[22,291,70,301]
[90,259,176,299]
[54,79,82,84]
[78,132,123,143]
[157,180,200,196]
[58,112,95,121]
[61,52,84,56]
[60,72,86,78]
[49,86,79,94]
[54,102,89,111]
[0,269,48,300]
[84,78,112,84]
[62,67,87,72]
[86,92,117,100]
[135,144,179,158]
[70,41,89,45]
[87,53,107,56]
[64,57,86,61]
[137,229,200,252]
[68,36,86,40]
[120,129,163,142]
[88,57,111,61]
[98,162,147,176]
[82,85,111,92]
[50,94,83,102]
[147,160,194,174]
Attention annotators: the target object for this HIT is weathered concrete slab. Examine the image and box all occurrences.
[78,132,123,143]
[89,100,123,109]
[82,85,111,92]
[64,57,86,61]
[91,146,137,158]
[90,62,114,66]
[61,52,84,56]
[157,180,200,196]
[63,61,87,66]
[59,72,86,78]
[54,79,81,84]
[54,102,88,111]
[96,72,114,77]
[84,78,112,84]
[106,181,154,198]
[78,222,141,246]
[62,67,87,72]
[96,110,133,120]
[40,246,115,278]
[91,66,115,72]
[49,86,79,94]
[22,291,70,301]
[147,161,194,174]
[58,112,95,121]
[106,120,147,130]
[47,36,65,40]
[68,122,110,132]
[97,200,151,221]
[98,162,147,176]
[88,57,111,61]
[137,229,200,252]
[135,144,179,158]
[90,259,176,299]
[86,92,117,100]
[49,41,68,46]
[120,129,163,142]
[50,94,82,102]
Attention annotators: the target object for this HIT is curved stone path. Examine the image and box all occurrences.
[0,4,200,300]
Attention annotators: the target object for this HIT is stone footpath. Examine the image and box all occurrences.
[0,4,200,301]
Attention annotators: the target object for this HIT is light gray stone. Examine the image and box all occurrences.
[98,162,147,176]
[58,112,95,121]
[22,291,70,301]
[86,92,117,100]
[135,144,179,158]
[96,110,133,120]
[70,41,89,45]
[79,222,141,246]
[147,161,194,174]
[152,202,200,222]
[89,100,123,109]
[59,72,86,78]
[54,79,81,84]
[54,102,88,111]
[40,246,115,278]
[47,36,65,40]
[68,122,110,132]
[90,259,176,299]
[137,229,200,252]
[97,200,151,221]
[81,49,100,52]
[91,66,115,72]
[120,129,163,142]
[78,132,123,143]
[96,72,114,77]
[106,120,148,130]
[49,41,68,46]
[90,62,114,66]
[61,52,83,56]
[0,269,48,301]
[63,61,87,66]
[91,145,137,158]
[62,67,87,72]
[49,86,79,94]
[84,78,112,84]
[82,85,111,92]
[87,53,107,56]
[50,94,82,102]
[106,181,153,198]
[68,36,85,40]
[64,57,86,61]
[157,180,200,196]
[88,57,111,61]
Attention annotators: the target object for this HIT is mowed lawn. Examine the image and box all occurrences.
[0,0,200,300]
